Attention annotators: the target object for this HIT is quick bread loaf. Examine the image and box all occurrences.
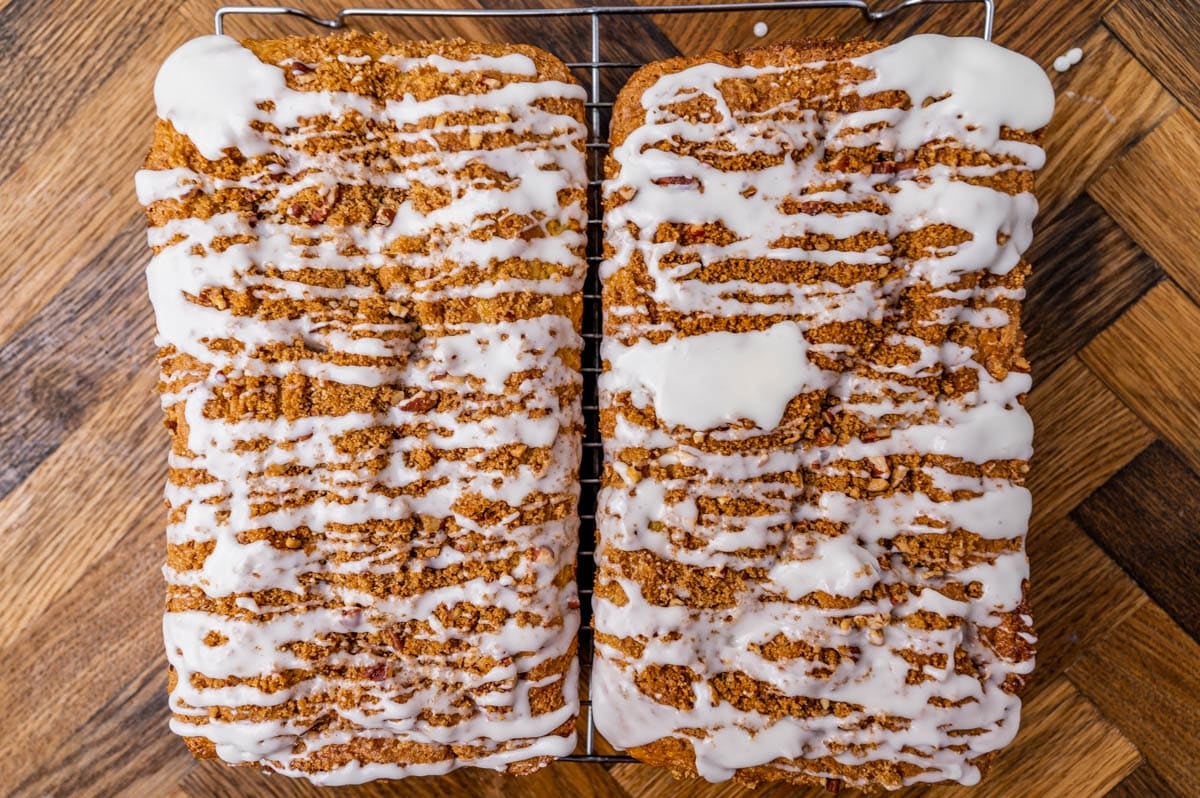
[591,36,1052,790]
[138,32,587,783]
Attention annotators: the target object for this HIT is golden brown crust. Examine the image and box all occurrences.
[608,40,885,150]
[145,31,585,779]
[596,38,1040,790]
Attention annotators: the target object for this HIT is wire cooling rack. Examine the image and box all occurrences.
[214,0,995,765]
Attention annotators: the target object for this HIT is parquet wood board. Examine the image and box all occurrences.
[1,1,1198,796]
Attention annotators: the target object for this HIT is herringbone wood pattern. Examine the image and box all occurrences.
[0,1,1197,796]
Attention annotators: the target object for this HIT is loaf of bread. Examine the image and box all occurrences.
[592,36,1052,790]
[138,31,587,783]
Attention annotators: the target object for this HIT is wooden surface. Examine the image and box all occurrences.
[1,1,1199,796]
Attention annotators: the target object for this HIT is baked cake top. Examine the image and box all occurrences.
[139,32,587,782]
[594,34,1053,788]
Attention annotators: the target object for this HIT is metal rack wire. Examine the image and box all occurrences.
[214,0,995,765]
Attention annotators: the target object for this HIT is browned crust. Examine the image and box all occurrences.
[148,30,583,776]
[145,32,583,175]
[244,31,579,88]
[608,39,885,151]
[600,39,1039,791]
[626,736,1000,792]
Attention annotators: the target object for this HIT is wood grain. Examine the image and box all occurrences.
[649,0,1125,68]
[0,216,154,498]
[1,1,1199,797]
[1071,441,1200,641]
[1023,194,1161,382]
[6,661,190,798]
[1026,517,1147,695]
[1089,110,1200,306]
[0,502,170,795]
[1081,281,1200,474]
[0,369,161,650]
[991,0,1123,67]
[1024,357,1154,529]
[0,21,189,343]
[1105,0,1200,118]
[1068,602,1200,796]
[1037,24,1177,221]
[0,0,180,182]
[1105,762,1181,798]
[179,0,499,46]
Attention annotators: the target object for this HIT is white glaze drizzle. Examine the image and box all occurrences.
[593,35,1050,787]
[1053,47,1083,74]
[381,52,539,76]
[143,35,587,783]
